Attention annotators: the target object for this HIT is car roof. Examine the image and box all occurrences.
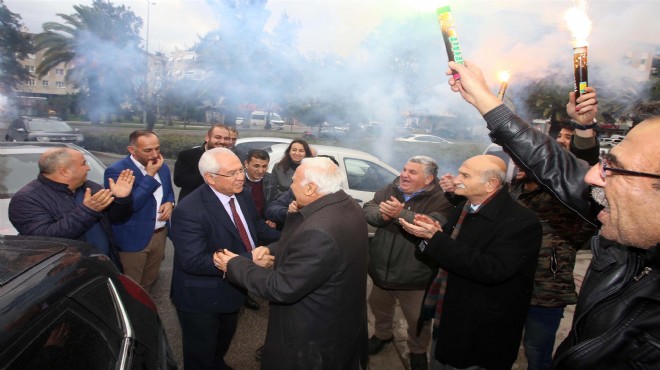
[0,142,89,154]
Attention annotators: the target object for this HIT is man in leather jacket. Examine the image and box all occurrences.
[444,60,660,369]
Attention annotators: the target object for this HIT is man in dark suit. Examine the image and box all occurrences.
[401,155,542,370]
[173,124,234,202]
[170,147,280,370]
[105,130,175,292]
[214,157,369,370]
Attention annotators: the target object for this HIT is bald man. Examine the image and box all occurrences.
[9,148,135,270]
[401,155,542,370]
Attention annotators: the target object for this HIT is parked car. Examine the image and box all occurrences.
[268,143,399,205]
[249,111,284,128]
[0,142,106,235]
[395,134,454,144]
[5,117,84,143]
[234,137,293,155]
[0,234,177,369]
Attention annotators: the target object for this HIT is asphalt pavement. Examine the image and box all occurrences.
[94,151,593,370]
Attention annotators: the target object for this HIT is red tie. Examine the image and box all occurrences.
[229,198,253,252]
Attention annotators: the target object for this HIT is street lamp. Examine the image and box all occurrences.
[143,1,156,125]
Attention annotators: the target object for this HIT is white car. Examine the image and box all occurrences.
[395,134,453,144]
[234,137,293,154]
[0,142,107,235]
[268,143,399,205]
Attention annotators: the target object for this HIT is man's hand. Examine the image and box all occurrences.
[83,188,114,212]
[265,220,277,228]
[399,214,442,240]
[158,201,173,221]
[439,173,457,193]
[108,169,134,198]
[213,249,237,272]
[566,86,598,125]
[379,196,404,221]
[252,246,275,268]
[288,200,300,213]
[448,61,502,115]
[145,154,164,177]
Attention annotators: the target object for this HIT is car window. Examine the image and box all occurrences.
[345,158,396,192]
[0,152,105,199]
[6,307,119,370]
[25,120,74,132]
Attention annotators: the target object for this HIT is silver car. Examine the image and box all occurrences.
[0,142,106,235]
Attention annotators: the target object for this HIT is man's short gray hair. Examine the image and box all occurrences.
[408,156,438,178]
[198,147,235,176]
[481,167,507,188]
[38,148,73,174]
[300,157,343,195]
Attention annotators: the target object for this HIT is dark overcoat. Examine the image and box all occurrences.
[228,190,369,370]
[424,188,542,370]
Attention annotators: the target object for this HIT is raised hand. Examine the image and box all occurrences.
[108,169,134,198]
[439,173,457,193]
[83,188,114,212]
[567,86,598,125]
[145,154,164,177]
[448,61,502,115]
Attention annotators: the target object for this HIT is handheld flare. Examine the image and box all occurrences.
[437,5,464,80]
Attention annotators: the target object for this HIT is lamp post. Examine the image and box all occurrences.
[143,1,156,125]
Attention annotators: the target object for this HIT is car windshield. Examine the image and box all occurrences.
[0,152,104,198]
[25,119,74,132]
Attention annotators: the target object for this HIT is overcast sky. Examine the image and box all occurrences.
[6,0,658,56]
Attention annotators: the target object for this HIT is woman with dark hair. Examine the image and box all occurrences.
[272,139,312,192]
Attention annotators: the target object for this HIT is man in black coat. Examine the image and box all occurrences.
[401,154,542,370]
[173,124,237,202]
[214,157,369,370]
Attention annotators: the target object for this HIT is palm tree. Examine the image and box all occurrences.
[33,0,142,125]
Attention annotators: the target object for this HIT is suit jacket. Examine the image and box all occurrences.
[424,188,542,370]
[228,190,369,369]
[104,156,175,252]
[173,145,205,202]
[170,185,280,313]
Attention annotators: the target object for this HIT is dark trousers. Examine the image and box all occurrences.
[177,310,239,370]
[523,305,565,370]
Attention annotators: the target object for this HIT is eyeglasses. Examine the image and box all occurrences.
[599,156,660,180]
[209,169,245,179]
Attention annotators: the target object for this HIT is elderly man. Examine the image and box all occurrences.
[170,147,279,370]
[401,155,542,370]
[364,155,453,370]
[214,157,369,370]
[446,60,660,369]
[174,124,234,201]
[105,130,175,292]
[9,148,134,270]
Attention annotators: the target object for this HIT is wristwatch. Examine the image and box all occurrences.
[571,119,598,131]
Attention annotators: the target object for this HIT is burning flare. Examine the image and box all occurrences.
[565,1,592,98]
[497,71,510,100]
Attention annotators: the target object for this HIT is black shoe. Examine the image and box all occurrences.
[409,353,428,370]
[255,345,264,361]
[368,335,394,355]
[244,295,260,310]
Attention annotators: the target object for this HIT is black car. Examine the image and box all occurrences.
[5,117,84,143]
[0,235,177,369]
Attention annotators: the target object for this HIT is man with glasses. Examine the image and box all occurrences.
[170,147,280,370]
[444,60,660,369]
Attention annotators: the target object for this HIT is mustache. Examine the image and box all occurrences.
[591,187,609,210]
[455,183,466,189]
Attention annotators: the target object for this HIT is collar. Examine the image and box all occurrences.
[469,188,509,220]
[37,173,76,195]
[129,155,147,173]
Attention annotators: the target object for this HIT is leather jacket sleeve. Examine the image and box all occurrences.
[483,105,598,226]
